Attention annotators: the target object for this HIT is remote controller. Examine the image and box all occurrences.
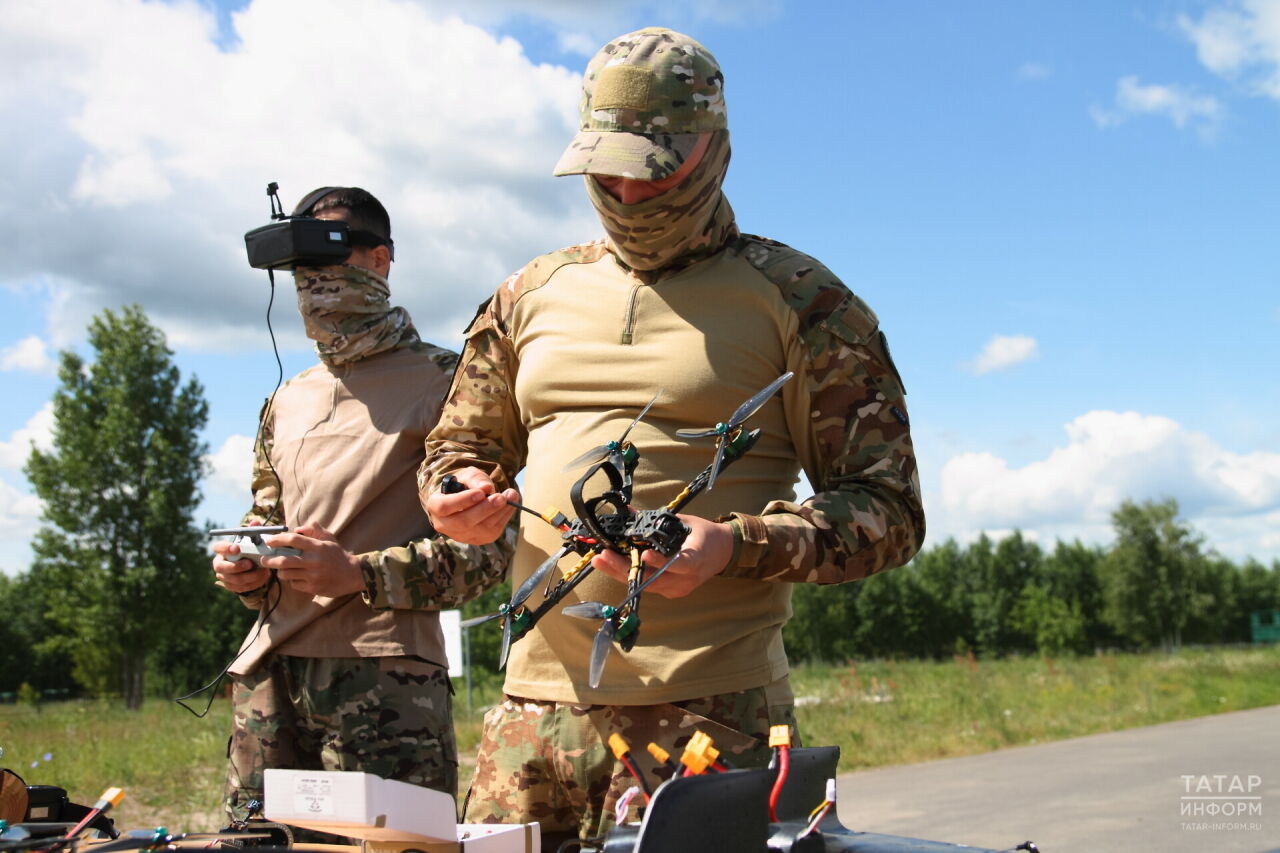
[210,525,303,566]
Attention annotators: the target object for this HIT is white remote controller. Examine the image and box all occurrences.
[210,525,302,566]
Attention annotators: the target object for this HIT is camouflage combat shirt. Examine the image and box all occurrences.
[422,237,924,703]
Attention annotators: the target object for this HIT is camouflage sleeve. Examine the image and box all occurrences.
[230,397,284,609]
[419,282,529,501]
[719,252,925,584]
[358,523,516,610]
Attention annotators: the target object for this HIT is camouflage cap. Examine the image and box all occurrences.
[553,27,727,180]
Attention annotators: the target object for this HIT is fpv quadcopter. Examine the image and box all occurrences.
[463,372,793,688]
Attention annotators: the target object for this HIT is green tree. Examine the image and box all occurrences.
[0,568,78,696]
[25,305,210,708]
[1100,498,1203,652]
[785,577,863,663]
[1038,539,1111,650]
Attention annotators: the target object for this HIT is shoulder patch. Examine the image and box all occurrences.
[484,241,611,333]
[734,234,879,350]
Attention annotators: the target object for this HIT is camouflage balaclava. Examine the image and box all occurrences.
[292,264,417,366]
[554,27,737,272]
[584,130,736,272]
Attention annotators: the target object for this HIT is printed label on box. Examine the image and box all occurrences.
[292,776,335,815]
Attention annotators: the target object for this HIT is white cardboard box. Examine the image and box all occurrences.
[367,824,540,853]
[263,769,457,842]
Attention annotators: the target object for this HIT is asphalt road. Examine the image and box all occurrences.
[834,704,1280,852]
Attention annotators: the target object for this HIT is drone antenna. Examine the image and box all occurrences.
[266,181,285,220]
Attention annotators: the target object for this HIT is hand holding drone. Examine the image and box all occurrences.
[463,371,794,688]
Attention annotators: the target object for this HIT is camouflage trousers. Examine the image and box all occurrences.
[224,653,458,826]
[462,677,798,841]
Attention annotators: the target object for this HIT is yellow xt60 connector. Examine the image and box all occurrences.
[608,732,631,760]
[769,724,792,748]
[680,730,720,775]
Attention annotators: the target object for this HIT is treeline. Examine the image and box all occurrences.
[785,499,1280,662]
[5,308,1279,702]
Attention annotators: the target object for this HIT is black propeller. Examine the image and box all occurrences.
[562,391,662,472]
[562,549,685,687]
[676,372,794,489]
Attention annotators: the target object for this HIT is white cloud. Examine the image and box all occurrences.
[1090,76,1223,134]
[0,0,596,352]
[933,410,1280,561]
[1016,62,1051,81]
[969,334,1038,375]
[205,433,255,500]
[1180,0,1280,99]
[0,407,52,574]
[0,336,55,374]
[0,404,55,471]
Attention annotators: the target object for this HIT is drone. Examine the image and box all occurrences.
[463,372,794,688]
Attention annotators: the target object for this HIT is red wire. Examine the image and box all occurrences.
[768,745,790,822]
[618,754,652,802]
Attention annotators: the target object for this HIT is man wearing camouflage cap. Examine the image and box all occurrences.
[211,187,511,828]
[424,28,924,840]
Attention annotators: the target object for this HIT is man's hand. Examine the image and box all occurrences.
[212,526,270,594]
[258,523,365,597]
[591,514,734,598]
[423,466,520,545]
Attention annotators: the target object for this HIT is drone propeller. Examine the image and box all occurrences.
[676,372,794,489]
[586,619,617,688]
[460,610,503,629]
[561,549,685,687]
[562,391,662,472]
[561,601,611,620]
[494,545,571,668]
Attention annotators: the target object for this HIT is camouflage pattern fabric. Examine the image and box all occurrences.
[717,233,924,581]
[359,522,516,610]
[422,232,922,586]
[554,27,727,180]
[583,130,738,272]
[292,265,417,366]
[225,653,458,826]
[462,683,798,840]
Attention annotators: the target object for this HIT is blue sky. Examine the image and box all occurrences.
[1,0,1277,573]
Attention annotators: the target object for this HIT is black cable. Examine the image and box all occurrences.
[174,268,290,716]
[173,575,281,718]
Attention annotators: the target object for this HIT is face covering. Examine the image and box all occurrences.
[585,130,738,273]
[292,264,417,366]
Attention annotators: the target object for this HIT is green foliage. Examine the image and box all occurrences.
[1101,498,1202,651]
[783,500,1270,663]
[0,571,78,695]
[1011,584,1087,656]
[151,586,258,697]
[23,305,210,709]
[460,578,512,672]
[16,682,40,707]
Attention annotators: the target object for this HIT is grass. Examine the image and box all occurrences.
[1,646,1276,831]
[791,645,1280,770]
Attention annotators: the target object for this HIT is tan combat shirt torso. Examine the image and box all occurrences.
[230,342,454,676]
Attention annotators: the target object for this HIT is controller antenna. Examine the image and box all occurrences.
[266,181,286,220]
